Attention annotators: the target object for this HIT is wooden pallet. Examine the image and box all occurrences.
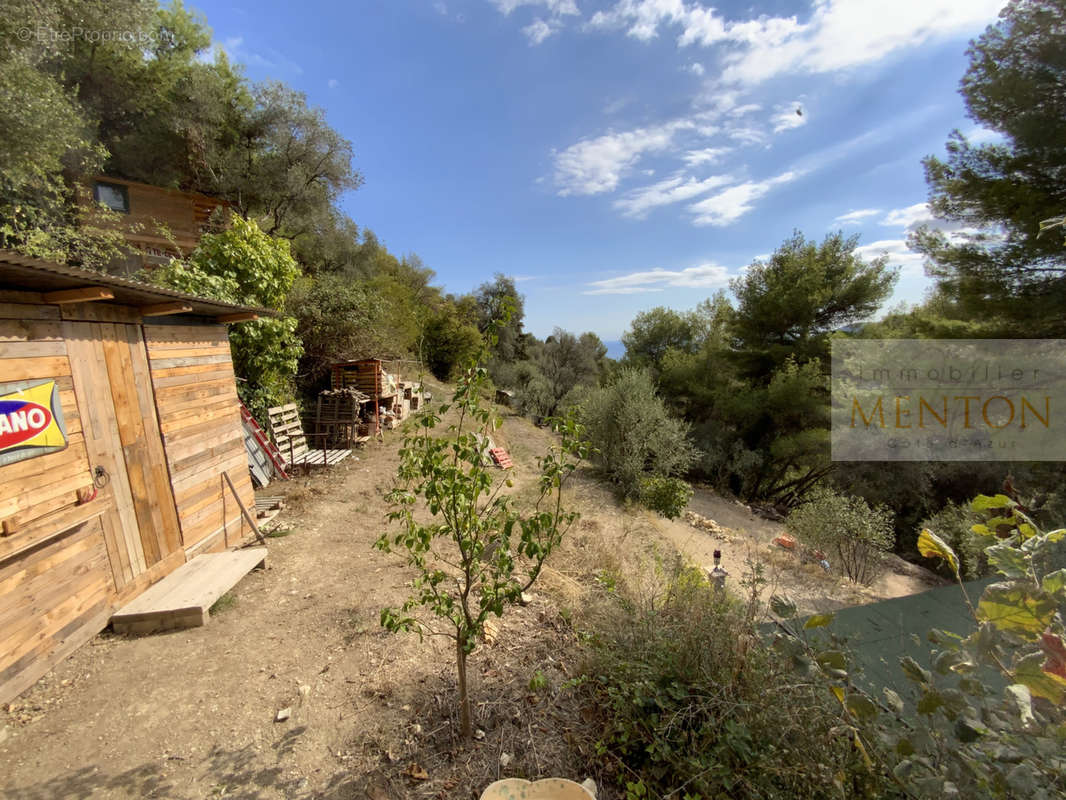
[268,402,352,470]
[489,447,513,469]
[254,496,285,527]
[110,548,268,635]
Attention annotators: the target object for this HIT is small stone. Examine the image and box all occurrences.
[275,707,291,722]
[298,684,311,702]
[499,752,512,768]
[474,728,486,740]
[411,723,422,735]
[519,592,533,606]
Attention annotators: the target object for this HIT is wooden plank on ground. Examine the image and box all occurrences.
[110,548,267,634]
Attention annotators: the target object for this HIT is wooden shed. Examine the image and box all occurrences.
[0,251,267,705]
[81,176,228,272]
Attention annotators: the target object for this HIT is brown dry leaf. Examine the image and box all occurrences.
[405,763,429,781]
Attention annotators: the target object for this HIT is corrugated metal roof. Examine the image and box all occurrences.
[0,250,275,318]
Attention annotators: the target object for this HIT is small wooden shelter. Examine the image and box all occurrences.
[81,176,228,271]
[0,251,267,704]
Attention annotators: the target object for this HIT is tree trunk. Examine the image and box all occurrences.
[457,635,472,738]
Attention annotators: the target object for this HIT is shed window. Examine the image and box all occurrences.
[93,182,130,214]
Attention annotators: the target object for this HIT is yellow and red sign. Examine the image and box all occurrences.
[0,381,68,467]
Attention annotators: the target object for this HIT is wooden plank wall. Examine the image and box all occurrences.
[144,324,254,553]
[0,301,114,704]
[65,320,184,597]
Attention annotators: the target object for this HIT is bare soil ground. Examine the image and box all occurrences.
[1,401,942,799]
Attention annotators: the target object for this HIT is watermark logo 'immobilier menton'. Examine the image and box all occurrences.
[831,339,1066,461]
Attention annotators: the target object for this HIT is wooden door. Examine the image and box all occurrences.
[65,322,182,593]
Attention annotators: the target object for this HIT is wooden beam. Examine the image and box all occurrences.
[216,312,259,324]
[222,470,266,544]
[43,286,114,304]
[141,301,193,317]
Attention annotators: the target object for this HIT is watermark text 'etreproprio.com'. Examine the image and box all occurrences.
[14,26,159,46]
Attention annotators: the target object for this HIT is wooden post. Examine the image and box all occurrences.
[221,470,265,544]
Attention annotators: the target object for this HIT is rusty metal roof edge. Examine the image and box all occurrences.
[0,250,278,317]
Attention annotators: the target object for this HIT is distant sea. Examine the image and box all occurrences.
[604,340,625,360]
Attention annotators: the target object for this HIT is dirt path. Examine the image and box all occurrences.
[654,488,943,614]
[1,407,942,799]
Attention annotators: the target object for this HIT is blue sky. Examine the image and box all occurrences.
[195,0,1007,341]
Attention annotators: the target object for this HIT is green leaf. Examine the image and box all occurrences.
[954,717,985,743]
[901,656,932,685]
[977,583,1057,638]
[985,544,1029,579]
[1014,651,1066,704]
[816,650,847,670]
[845,693,878,721]
[917,689,944,715]
[804,613,835,629]
[971,494,1014,512]
[770,595,797,619]
[917,529,960,576]
[1041,568,1066,595]
[1005,684,1035,726]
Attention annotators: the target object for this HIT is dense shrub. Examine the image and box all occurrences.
[638,475,693,520]
[579,561,885,799]
[786,489,894,584]
[917,500,985,579]
[578,368,696,499]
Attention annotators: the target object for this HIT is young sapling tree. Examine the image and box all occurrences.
[375,354,588,738]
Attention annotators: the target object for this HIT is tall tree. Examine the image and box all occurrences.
[914,0,1066,335]
[473,273,525,363]
[622,306,709,372]
[730,231,896,380]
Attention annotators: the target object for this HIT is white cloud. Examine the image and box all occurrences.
[218,35,303,76]
[860,201,1000,276]
[327,78,340,89]
[728,103,762,117]
[553,120,693,195]
[491,0,579,15]
[771,101,807,133]
[834,208,881,225]
[881,203,931,228]
[524,18,558,44]
[727,126,767,146]
[679,6,805,48]
[584,262,731,294]
[962,125,1003,145]
[687,62,705,76]
[585,0,1004,86]
[614,173,733,218]
[688,170,797,226]
[854,239,926,277]
[682,146,731,166]
[719,0,1006,85]
[588,0,687,41]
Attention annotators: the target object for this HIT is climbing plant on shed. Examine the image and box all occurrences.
[147,213,302,424]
